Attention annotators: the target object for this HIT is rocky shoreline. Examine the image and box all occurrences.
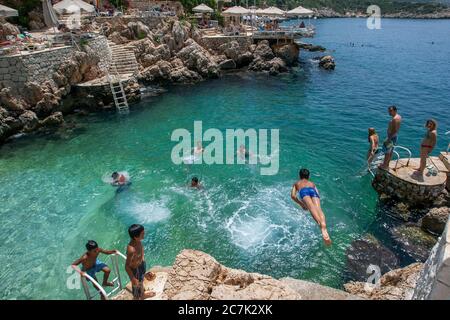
[343,191,449,299]
[0,17,305,145]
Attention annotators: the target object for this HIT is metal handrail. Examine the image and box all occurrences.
[393,145,412,171]
[71,251,127,300]
[446,131,450,153]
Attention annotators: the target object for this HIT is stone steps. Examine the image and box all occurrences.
[439,152,450,171]
[107,42,139,76]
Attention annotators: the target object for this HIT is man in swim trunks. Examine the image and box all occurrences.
[414,119,438,175]
[71,240,118,299]
[290,168,332,246]
[380,105,402,170]
[125,224,156,300]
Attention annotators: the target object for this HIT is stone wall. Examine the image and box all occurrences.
[413,219,450,299]
[372,168,446,205]
[200,36,253,52]
[84,35,112,70]
[0,47,74,93]
[0,35,111,94]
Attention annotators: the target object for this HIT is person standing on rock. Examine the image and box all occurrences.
[125,224,156,300]
[290,168,332,246]
[380,105,402,170]
[414,119,438,175]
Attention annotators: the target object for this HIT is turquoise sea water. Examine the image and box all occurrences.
[0,19,449,299]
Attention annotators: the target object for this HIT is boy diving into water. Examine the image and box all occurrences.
[291,168,332,246]
[125,224,156,300]
[71,240,118,299]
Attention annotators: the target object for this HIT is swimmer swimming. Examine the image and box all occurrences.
[190,176,202,189]
[111,172,128,186]
[290,168,332,246]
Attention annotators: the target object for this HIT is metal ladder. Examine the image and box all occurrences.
[71,251,127,300]
[108,71,130,115]
[98,36,130,115]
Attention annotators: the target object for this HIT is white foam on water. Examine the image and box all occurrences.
[126,197,171,224]
[224,185,317,252]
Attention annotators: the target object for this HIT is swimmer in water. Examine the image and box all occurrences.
[193,141,204,156]
[290,168,332,246]
[190,176,202,189]
[111,172,128,186]
[237,144,251,160]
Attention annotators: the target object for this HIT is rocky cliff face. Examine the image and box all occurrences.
[344,262,423,300]
[0,50,103,144]
[0,17,300,145]
[114,249,361,300]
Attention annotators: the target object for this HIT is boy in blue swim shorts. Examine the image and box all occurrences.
[72,240,118,298]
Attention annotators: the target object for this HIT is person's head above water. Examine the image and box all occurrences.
[191,176,199,187]
[368,128,377,136]
[111,172,119,179]
[128,224,144,240]
[86,240,99,253]
[388,105,397,116]
[299,168,310,180]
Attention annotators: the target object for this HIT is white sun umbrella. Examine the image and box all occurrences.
[192,4,214,13]
[222,6,250,16]
[0,4,18,17]
[53,0,95,14]
[261,6,285,17]
[42,0,59,28]
[287,6,314,16]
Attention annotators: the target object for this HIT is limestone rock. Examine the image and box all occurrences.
[33,93,60,118]
[218,59,236,70]
[344,263,423,300]
[23,82,44,106]
[298,43,326,52]
[319,55,336,70]
[281,278,363,300]
[391,224,438,262]
[163,249,301,300]
[171,20,188,50]
[0,18,20,41]
[164,249,223,300]
[28,10,45,31]
[346,235,399,281]
[420,207,449,235]
[127,21,150,40]
[19,110,39,132]
[40,112,64,128]
[253,40,275,60]
[176,39,219,78]
[0,88,27,113]
[273,44,299,66]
